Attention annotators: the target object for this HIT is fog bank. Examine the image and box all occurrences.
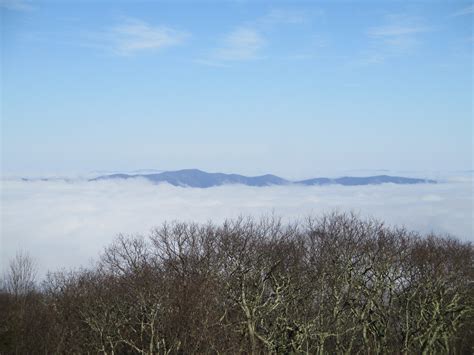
[1,178,472,277]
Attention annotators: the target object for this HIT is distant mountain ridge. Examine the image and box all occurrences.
[91,169,436,187]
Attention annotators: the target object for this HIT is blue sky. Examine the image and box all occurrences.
[1,0,472,178]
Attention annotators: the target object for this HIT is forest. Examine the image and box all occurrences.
[1,213,473,354]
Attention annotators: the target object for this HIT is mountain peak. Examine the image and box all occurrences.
[91,169,436,188]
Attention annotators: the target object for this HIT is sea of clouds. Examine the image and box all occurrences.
[1,175,472,277]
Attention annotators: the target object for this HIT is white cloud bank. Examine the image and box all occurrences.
[1,177,472,277]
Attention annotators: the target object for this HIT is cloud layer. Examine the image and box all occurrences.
[1,177,472,277]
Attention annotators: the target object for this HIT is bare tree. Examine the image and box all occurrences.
[5,251,37,297]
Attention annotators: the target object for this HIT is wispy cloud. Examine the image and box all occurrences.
[0,0,34,11]
[368,24,430,38]
[450,5,474,17]
[214,27,265,61]
[199,8,312,66]
[257,8,310,27]
[93,18,188,56]
[362,15,431,63]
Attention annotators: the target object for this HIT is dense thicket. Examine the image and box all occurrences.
[1,213,473,354]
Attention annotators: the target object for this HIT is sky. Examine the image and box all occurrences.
[1,0,473,178]
[1,0,473,276]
